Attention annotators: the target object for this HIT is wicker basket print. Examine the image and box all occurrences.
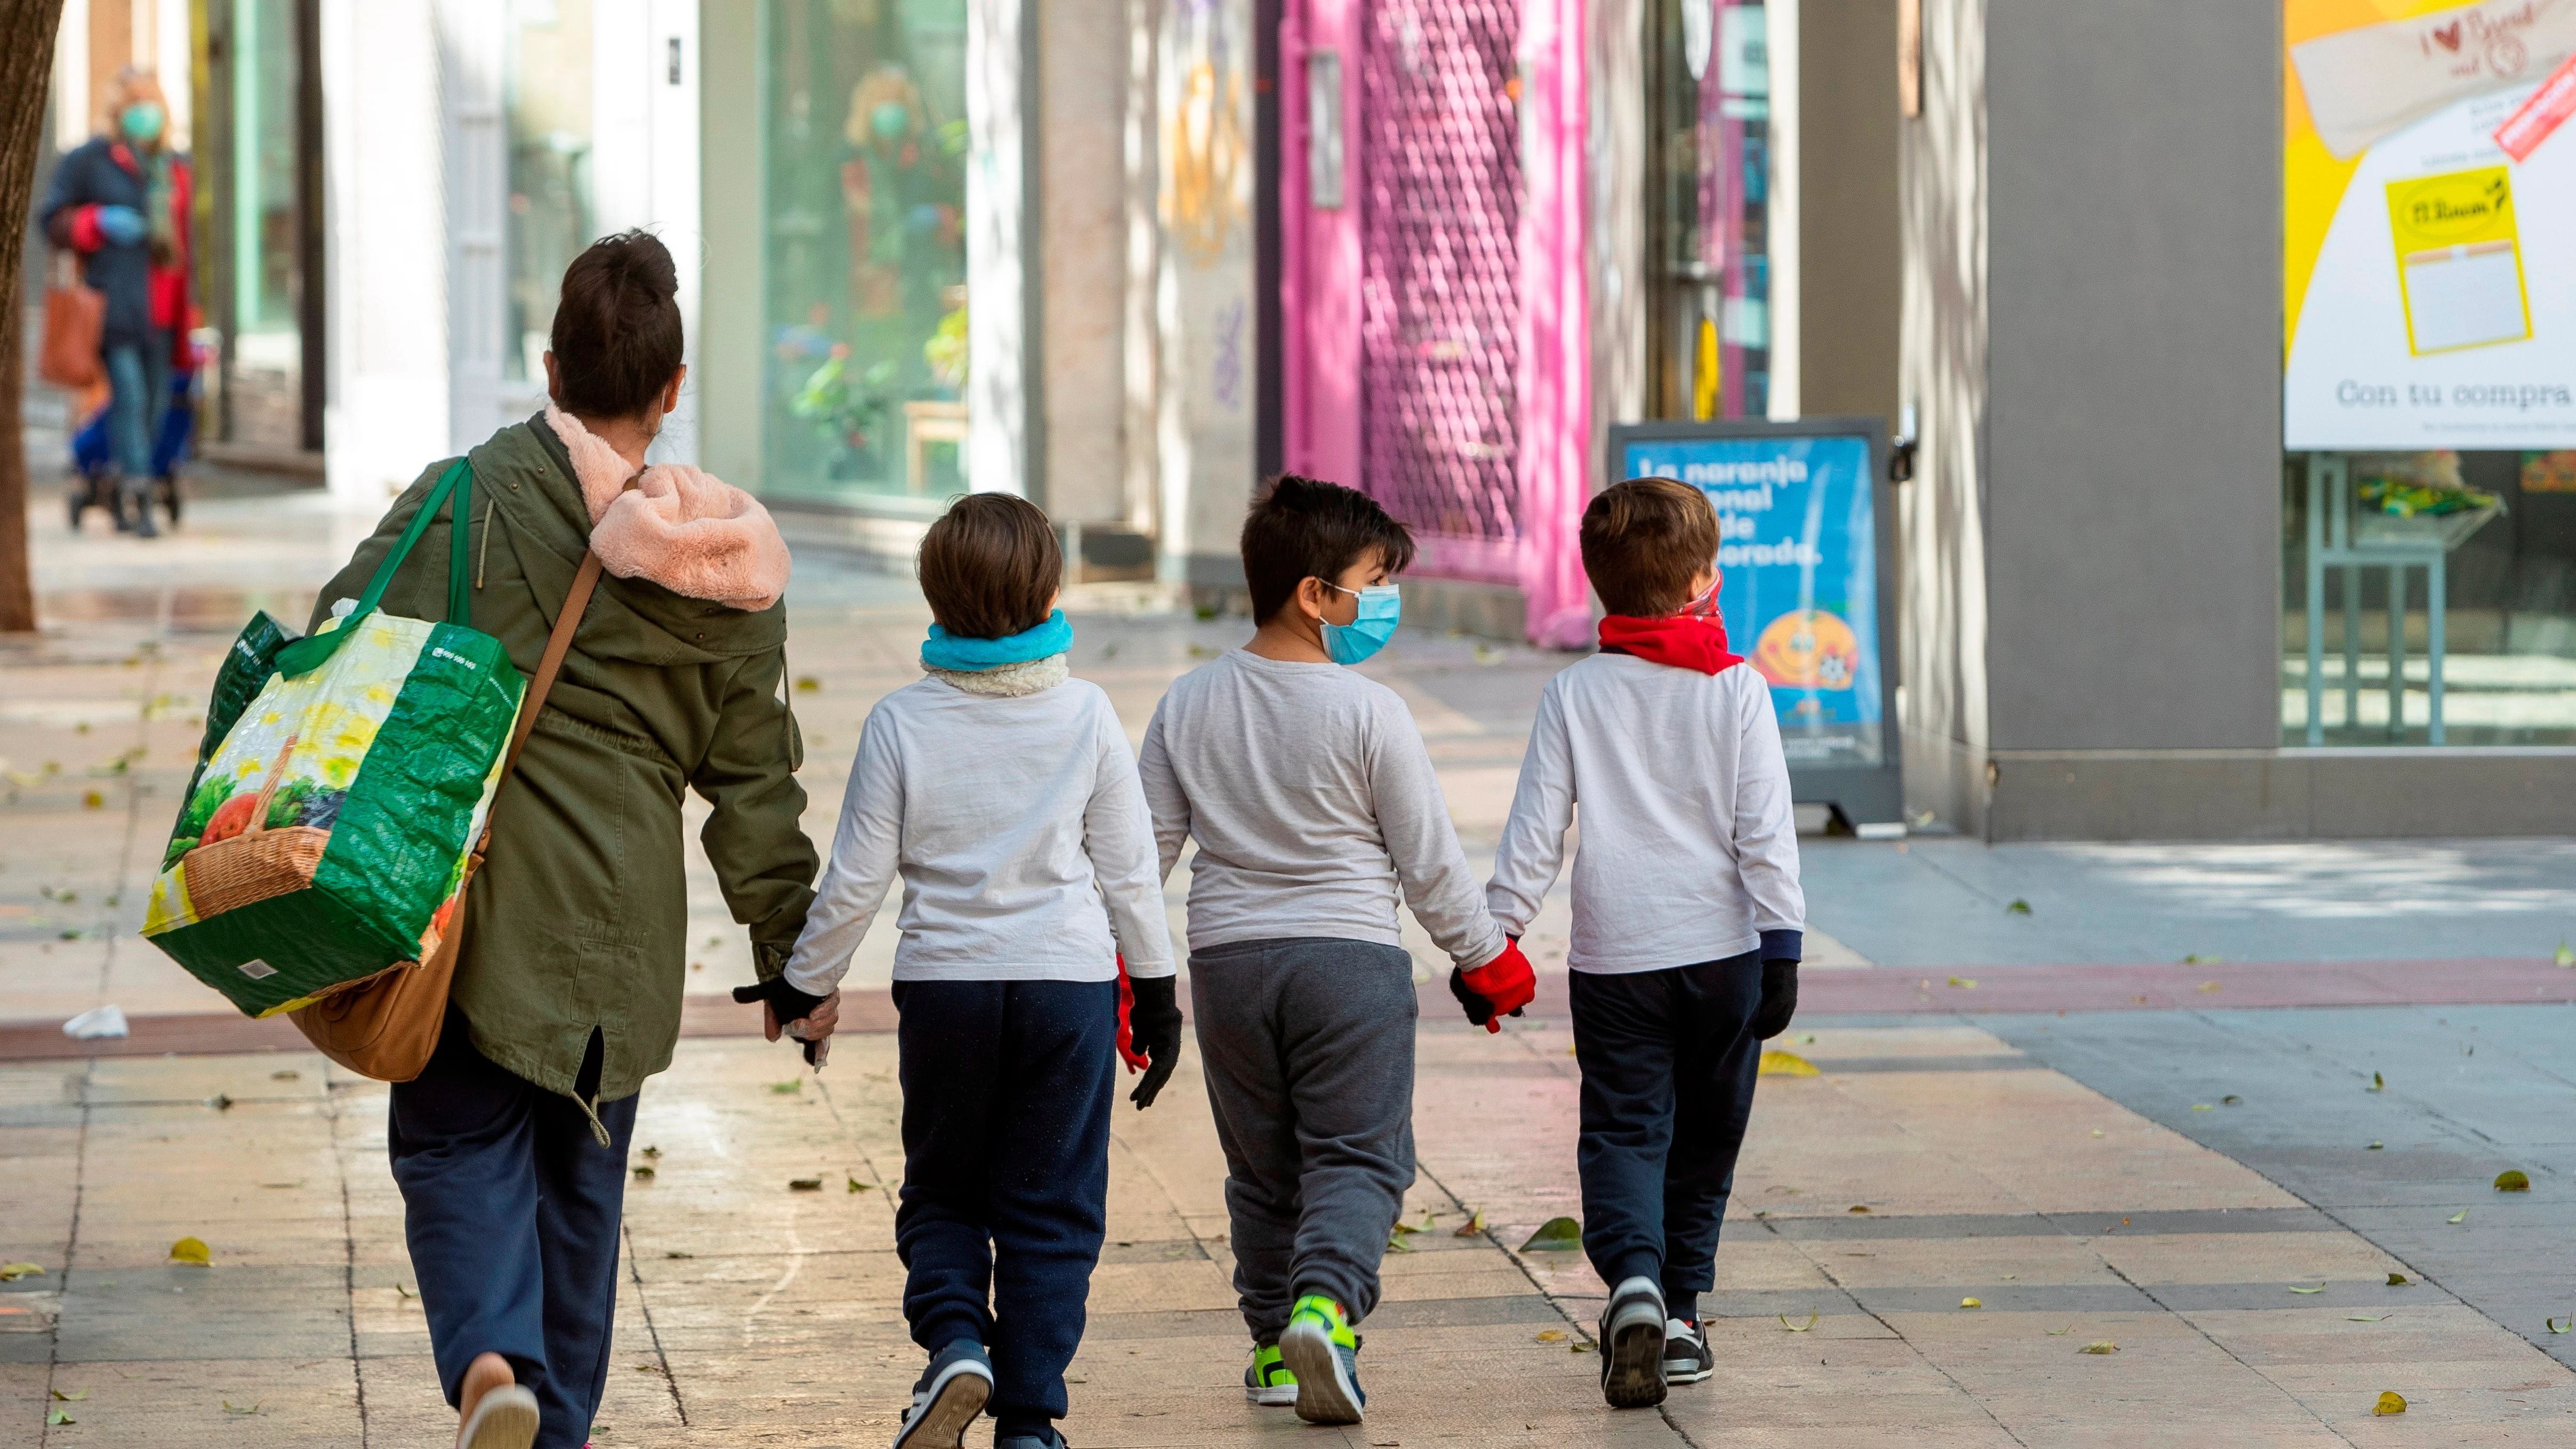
[143,606,523,1017]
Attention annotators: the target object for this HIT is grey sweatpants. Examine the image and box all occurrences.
[1188,936,1418,1342]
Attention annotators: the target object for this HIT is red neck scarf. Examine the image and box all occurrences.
[1597,613,1745,675]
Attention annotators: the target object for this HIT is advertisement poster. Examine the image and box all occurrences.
[1619,431,1885,768]
[2286,1,2576,448]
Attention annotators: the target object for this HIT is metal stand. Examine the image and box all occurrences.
[2304,456,2447,746]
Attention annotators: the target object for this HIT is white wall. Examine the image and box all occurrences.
[966,0,1033,497]
[323,0,450,502]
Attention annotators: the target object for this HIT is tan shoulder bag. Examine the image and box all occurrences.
[290,551,607,1081]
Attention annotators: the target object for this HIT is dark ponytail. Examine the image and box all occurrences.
[549,230,684,420]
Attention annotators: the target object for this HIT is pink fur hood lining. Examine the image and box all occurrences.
[545,404,792,611]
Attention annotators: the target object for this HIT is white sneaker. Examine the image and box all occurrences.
[1598,1276,1669,1408]
[456,1383,539,1449]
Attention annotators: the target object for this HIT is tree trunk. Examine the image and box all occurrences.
[0,0,69,635]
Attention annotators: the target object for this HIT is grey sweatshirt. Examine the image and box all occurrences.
[1137,648,1508,968]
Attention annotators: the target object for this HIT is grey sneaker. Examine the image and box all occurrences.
[1599,1276,1669,1408]
[994,1429,1069,1449]
[891,1340,992,1449]
[1663,1317,1712,1383]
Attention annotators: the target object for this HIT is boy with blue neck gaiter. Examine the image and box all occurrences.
[1137,476,1534,1426]
[768,493,1179,1449]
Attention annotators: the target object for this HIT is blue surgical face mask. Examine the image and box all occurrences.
[1318,582,1402,665]
[120,102,164,144]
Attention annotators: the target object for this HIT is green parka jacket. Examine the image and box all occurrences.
[309,415,817,1104]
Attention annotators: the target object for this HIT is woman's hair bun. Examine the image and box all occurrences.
[550,230,685,420]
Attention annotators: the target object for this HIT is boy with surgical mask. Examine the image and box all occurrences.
[1137,474,1534,1427]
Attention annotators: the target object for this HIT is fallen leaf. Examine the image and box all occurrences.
[2005,899,2032,916]
[1453,1211,1486,1237]
[82,791,103,809]
[47,1410,73,1426]
[1758,1049,1820,1077]
[2494,1170,2531,1192]
[2196,980,2223,993]
[664,1251,694,1260]
[2192,1104,2215,1112]
[0,1263,43,1281]
[2372,1390,2406,1416]
[2557,939,2573,969]
[2090,1129,2104,1138]
[769,1080,801,1094]
[1947,976,1978,988]
[2045,1325,2074,1335]
[2449,1209,2469,1224]
[1780,1312,1817,1332]
[223,1399,262,1415]
[2080,1341,2117,1354]
[205,1093,232,1111]
[1384,1232,1413,1253]
[168,1236,211,1266]
[1518,1217,1583,1251]
[794,676,822,693]
[51,1388,88,1401]
[849,1177,874,1193]
[1960,1298,1982,1309]
[1536,1329,1567,1342]
[788,1178,823,1192]
[2389,1273,2409,1285]
[1569,1342,1595,1354]
[270,1069,299,1081]
[2347,1314,2389,1323]
[1390,1218,1422,1236]
[640,1145,661,1159]
[2548,1315,2572,1334]
[2288,1284,2324,1294]
[2368,1141,2384,1150]
[2367,1072,2385,1092]
[1848,1204,1871,1214]
[2222,1094,2242,1105]
[631,1165,655,1180]
[395,1283,416,1299]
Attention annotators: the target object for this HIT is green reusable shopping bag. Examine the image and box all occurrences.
[143,462,527,1017]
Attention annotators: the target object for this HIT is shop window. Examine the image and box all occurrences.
[1645,0,1770,422]
[224,0,304,450]
[505,0,594,385]
[760,0,969,504]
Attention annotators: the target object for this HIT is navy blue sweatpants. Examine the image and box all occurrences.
[389,1011,637,1449]
[1569,952,1764,1311]
[894,978,1117,1437]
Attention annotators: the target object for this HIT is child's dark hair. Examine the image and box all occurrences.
[550,231,683,418]
[1581,477,1720,617]
[918,493,1062,639]
[1241,475,1416,623]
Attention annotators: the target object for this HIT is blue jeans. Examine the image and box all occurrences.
[894,978,1116,1437]
[388,1011,637,1449]
[102,333,171,493]
[1569,952,1765,1310]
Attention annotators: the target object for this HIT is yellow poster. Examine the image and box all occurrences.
[2285,1,2576,448]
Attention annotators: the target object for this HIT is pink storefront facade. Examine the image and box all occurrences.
[1277,0,1596,648]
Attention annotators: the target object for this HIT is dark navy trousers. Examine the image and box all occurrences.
[389,1011,637,1449]
[894,978,1116,1437]
[1569,952,1765,1306]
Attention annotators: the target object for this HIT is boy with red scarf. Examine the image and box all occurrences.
[1477,477,1804,1411]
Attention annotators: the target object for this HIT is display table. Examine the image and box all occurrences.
[2303,456,2499,745]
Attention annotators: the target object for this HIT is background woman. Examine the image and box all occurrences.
[310,231,825,1449]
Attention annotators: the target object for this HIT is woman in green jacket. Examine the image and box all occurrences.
[313,233,826,1449]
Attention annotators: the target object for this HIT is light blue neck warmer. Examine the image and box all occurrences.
[921,609,1073,672]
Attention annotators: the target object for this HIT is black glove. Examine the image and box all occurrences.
[1751,959,1799,1041]
[734,975,828,1066]
[1126,973,1184,1108]
[1447,965,1498,1028]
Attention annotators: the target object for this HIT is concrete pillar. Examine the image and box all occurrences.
[967,0,1037,499]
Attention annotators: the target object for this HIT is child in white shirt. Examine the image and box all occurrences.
[1484,477,1805,1412]
[766,494,1178,1449]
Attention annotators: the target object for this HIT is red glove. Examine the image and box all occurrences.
[1114,955,1150,1072]
[1456,940,1537,1034]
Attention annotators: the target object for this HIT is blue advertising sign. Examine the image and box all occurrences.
[1611,419,1901,823]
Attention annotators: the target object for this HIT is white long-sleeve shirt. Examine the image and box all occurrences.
[782,675,1174,991]
[1486,654,1804,974]
[1138,649,1507,968]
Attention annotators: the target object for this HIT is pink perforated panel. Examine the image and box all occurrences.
[1358,0,1523,564]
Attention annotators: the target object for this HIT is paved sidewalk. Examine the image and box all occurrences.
[12,1019,2573,1445]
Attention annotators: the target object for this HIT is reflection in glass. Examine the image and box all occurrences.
[506,0,594,384]
[763,0,970,502]
[1647,0,1770,421]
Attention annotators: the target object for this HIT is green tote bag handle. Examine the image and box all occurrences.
[275,460,477,679]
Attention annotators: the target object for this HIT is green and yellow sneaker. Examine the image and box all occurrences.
[1278,1294,1365,1424]
[1243,1342,1298,1406]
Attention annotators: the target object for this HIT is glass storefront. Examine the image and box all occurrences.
[222,0,306,451]
[1645,0,1772,421]
[760,0,969,505]
[2283,452,2576,747]
[505,0,594,387]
